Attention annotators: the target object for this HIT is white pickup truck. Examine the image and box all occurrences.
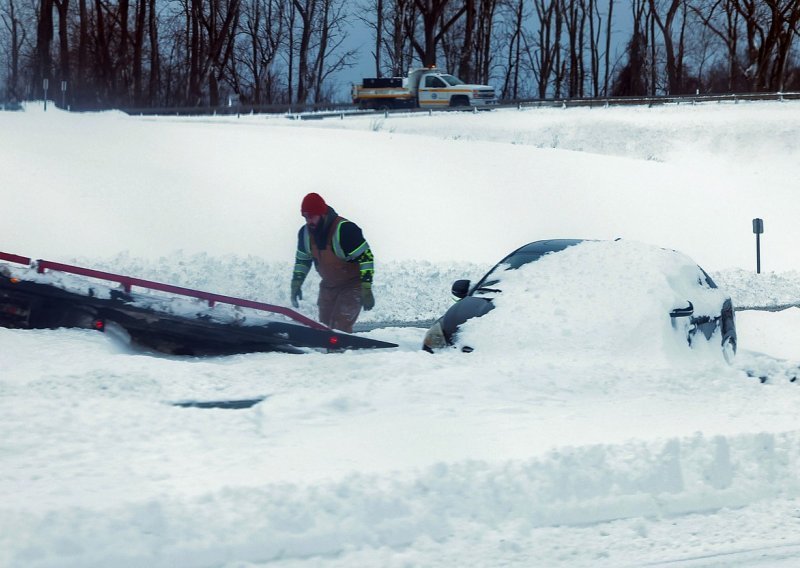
[352,67,497,110]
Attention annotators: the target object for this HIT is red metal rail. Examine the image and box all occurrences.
[1,251,327,330]
[0,252,32,265]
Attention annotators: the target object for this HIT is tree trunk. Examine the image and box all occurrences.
[148,0,159,104]
[77,0,88,99]
[650,0,684,95]
[119,0,130,74]
[53,0,70,98]
[314,0,331,102]
[375,0,383,76]
[476,0,497,84]
[458,0,474,81]
[133,0,146,104]
[604,0,613,95]
[94,0,113,97]
[293,0,315,104]
[35,0,54,95]
[1,0,24,99]
[411,0,465,67]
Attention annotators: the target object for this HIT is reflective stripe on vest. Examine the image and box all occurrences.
[302,220,365,262]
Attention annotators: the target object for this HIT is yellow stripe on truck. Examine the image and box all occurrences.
[419,89,477,93]
[357,93,414,99]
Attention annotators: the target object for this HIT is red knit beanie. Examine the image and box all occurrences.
[301,193,327,217]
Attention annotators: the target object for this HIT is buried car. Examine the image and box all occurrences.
[422,239,737,361]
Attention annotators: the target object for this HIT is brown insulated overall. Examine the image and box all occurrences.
[311,216,362,332]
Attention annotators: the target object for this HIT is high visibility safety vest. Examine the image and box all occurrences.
[294,216,374,285]
[301,217,369,262]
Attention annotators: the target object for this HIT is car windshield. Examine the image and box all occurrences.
[471,240,584,295]
[473,260,528,293]
[441,74,465,86]
[472,253,550,295]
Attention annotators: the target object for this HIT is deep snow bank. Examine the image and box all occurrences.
[294,101,800,166]
[4,429,800,568]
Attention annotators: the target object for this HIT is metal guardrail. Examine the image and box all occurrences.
[509,91,800,109]
[105,91,800,119]
[3,91,798,117]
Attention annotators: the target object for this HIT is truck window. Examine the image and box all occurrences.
[424,76,447,88]
[441,75,465,86]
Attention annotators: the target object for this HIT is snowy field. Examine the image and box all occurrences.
[2,101,800,567]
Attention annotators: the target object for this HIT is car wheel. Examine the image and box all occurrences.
[722,335,736,364]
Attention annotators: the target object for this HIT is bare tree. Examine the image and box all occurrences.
[457,0,474,79]
[148,0,159,104]
[649,0,689,94]
[612,0,648,95]
[588,0,600,95]
[499,0,525,99]
[360,0,419,77]
[291,0,354,104]
[530,0,562,97]
[132,0,147,104]
[292,0,316,103]
[91,0,115,101]
[474,0,499,83]
[186,0,241,105]
[604,0,613,94]
[237,0,287,103]
[563,0,587,97]
[1,0,28,99]
[410,0,465,66]
[17,0,800,111]
[312,0,355,102]
[689,0,743,91]
[34,0,54,94]
[51,0,68,98]
[375,0,383,74]
[388,0,416,74]
[734,0,800,91]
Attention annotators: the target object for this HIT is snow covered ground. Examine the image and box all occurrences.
[2,101,800,567]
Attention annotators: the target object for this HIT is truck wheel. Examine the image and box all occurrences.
[450,96,470,107]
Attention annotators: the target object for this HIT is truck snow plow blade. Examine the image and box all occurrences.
[0,251,397,355]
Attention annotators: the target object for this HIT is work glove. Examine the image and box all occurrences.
[361,282,375,311]
[290,278,303,308]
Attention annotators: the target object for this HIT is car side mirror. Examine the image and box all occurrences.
[451,279,471,300]
[670,301,694,318]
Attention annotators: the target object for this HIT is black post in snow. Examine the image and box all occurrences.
[752,218,764,274]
